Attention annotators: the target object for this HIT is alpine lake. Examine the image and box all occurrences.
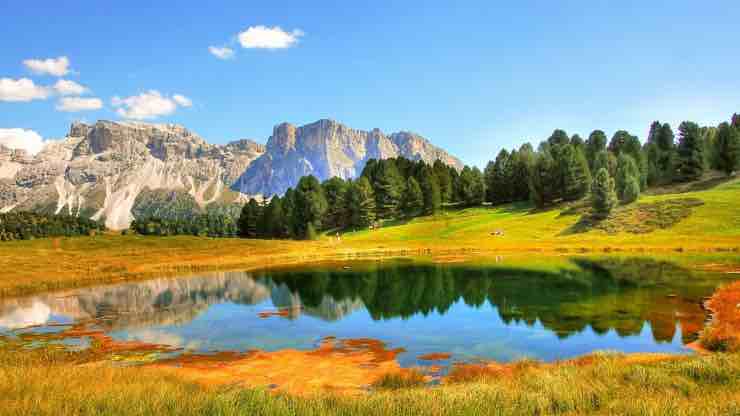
[0,256,734,384]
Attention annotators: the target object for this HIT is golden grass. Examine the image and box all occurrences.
[2,344,740,416]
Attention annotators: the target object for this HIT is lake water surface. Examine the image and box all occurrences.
[0,257,731,366]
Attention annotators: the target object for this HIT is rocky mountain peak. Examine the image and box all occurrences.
[267,122,298,154]
[234,119,463,197]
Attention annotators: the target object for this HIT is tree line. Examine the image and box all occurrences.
[0,212,106,241]
[238,112,739,238]
[130,214,238,237]
[237,158,488,240]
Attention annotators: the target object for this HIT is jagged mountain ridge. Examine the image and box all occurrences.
[234,119,464,197]
[0,120,265,230]
[0,119,462,230]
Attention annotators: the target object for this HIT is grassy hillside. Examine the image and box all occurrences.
[340,176,740,252]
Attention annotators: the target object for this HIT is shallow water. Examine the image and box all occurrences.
[0,257,731,366]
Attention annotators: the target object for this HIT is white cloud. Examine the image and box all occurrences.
[208,46,235,60]
[0,128,47,155]
[172,94,192,107]
[112,90,191,120]
[238,25,304,49]
[0,78,51,102]
[53,79,88,96]
[56,97,103,112]
[23,56,71,76]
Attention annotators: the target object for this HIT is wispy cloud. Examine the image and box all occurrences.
[172,94,192,107]
[238,25,304,49]
[0,78,51,102]
[56,97,103,112]
[23,56,71,76]
[53,79,88,96]
[112,90,191,120]
[208,46,235,60]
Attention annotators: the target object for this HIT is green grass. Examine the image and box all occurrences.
[340,177,740,252]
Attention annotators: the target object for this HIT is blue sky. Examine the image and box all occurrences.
[1,1,739,167]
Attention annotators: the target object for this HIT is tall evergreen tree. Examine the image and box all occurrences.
[346,177,376,228]
[608,130,647,189]
[321,177,348,229]
[371,160,405,219]
[615,154,641,202]
[585,130,607,170]
[676,121,705,182]
[547,129,570,147]
[263,196,285,238]
[458,166,485,206]
[281,188,297,238]
[510,147,533,201]
[471,167,486,205]
[432,160,454,203]
[402,176,424,216]
[570,134,584,149]
[529,152,556,208]
[657,123,676,182]
[559,145,591,201]
[238,198,262,238]
[591,168,618,219]
[485,149,511,204]
[293,175,328,239]
[622,176,640,204]
[716,122,740,176]
[420,167,442,215]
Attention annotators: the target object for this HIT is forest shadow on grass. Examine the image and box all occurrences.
[646,173,736,196]
[560,198,705,236]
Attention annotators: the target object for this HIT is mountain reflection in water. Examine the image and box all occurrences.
[0,258,728,363]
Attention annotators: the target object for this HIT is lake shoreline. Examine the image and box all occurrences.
[1,233,739,299]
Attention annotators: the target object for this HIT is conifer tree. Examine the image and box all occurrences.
[281,188,297,238]
[560,145,591,201]
[676,121,705,182]
[321,177,348,229]
[432,160,454,203]
[615,154,640,202]
[529,152,556,208]
[238,198,261,238]
[485,149,511,204]
[471,167,486,205]
[510,147,533,201]
[346,177,376,228]
[263,196,284,238]
[420,169,442,215]
[403,176,424,216]
[372,160,405,219]
[585,130,607,170]
[716,122,739,176]
[591,168,618,219]
[622,176,640,204]
[293,176,328,238]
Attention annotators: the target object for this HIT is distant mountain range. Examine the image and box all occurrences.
[0,119,462,230]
